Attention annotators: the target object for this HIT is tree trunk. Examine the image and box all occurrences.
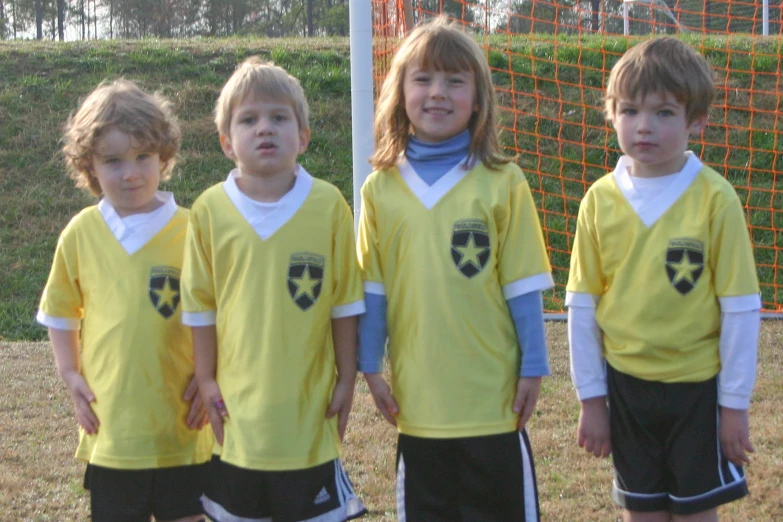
[306,0,313,36]
[591,0,600,31]
[35,0,42,39]
[57,0,65,40]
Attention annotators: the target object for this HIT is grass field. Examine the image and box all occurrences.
[2,321,782,521]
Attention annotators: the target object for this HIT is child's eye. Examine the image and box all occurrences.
[273,114,288,123]
[448,77,465,85]
[138,153,151,160]
[620,108,637,115]
[659,110,674,117]
[413,75,430,83]
[105,157,120,164]
[240,116,256,125]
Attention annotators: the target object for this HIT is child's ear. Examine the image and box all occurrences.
[298,128,311,155]
[219,134,236,160]
[688,115,708,136]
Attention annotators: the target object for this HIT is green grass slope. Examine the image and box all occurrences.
[1,36,781,340]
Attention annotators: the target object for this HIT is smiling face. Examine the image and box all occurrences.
[612,90,706,178]
[220,95,310,180]
[403,65,477,144]
[90,127,163,217]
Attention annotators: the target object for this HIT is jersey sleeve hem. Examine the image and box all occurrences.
[364,281,386,296]
[565,291,600,308]
[717,391,751,410]
[501,272,554,300]
[181,311,217,326]
[332,300,366,319]
[718,294,762,313]
[36,311,80,330]
[577,383,609,401]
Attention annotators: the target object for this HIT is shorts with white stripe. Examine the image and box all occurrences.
[608,365,748,515]
[201,455,367,522]
[396,431,540,522]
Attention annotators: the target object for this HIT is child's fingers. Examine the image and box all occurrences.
[337,404,350,441]
[207,406,225,445]
[186,393,202,428]
[378,396,398,426]
[183,377,199,402]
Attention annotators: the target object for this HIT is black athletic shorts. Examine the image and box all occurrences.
[84,462,207,522]
[608,364,748,515]
[395,430,540,522]
[201,455,366,522]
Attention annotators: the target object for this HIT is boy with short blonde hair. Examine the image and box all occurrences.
[567,38,761,522]
[181,57,366,522]
[38,79,213,522]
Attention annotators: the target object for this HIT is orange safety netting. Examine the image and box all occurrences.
[371,0,782,313]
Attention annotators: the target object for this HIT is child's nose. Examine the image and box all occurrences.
[636,113,653,132]
[122,164,141,180]
[429,79,447,98]
[255,118,274,134]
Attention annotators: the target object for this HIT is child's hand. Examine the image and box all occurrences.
[183,376,209,430]
[61,370,99,435]
[720,407,754,466]
[363,373,399,426]
[577,396,611,458]
[327,376,356,441]
[199,380,228,445]
[513,377,542,431]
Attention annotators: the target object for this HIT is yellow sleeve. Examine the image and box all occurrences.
[496,167,552,287]
[710,196,760,297]
[181,203,216,313]
[331,195,364,309]
[566,190,605,296]
[356,178,384,286]
[39,225,84,320]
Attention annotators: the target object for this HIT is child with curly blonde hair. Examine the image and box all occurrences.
[38,79,213,522]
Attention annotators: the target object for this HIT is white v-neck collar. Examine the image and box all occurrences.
[614,152,702,227]
[222,166,313,240]
[398,156,470,210]
[98,191,178,255]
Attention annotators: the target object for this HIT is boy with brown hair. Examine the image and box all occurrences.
[567,37,761,522]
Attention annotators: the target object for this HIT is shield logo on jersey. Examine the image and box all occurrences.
[287,252,325,311]
[451,220,490,278]
[149,266,181,319]
[665,238,704,295]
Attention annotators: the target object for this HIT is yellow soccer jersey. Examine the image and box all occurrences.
[357,159,553,438]
[38,202,213,469]
[567,156,760,382]
[181,169,364,471]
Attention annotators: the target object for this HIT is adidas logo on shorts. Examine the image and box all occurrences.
[314,486,331,505]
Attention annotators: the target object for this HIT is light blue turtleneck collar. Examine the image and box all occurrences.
[406,130,471,186]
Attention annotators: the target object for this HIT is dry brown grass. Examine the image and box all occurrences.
[2,322,781,521]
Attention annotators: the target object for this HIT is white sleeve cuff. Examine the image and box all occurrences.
[181,311,217,326]
[36,311,81,330]
[717,309,759,410]
[718,294,762,313]
[565,291,600,309]
[502,272,554,300]
[364,281,385,296]
[332,300,366,319]
[568,305,606,400]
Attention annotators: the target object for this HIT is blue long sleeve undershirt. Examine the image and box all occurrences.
[357,130,549,377]
[358,290,549,377]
